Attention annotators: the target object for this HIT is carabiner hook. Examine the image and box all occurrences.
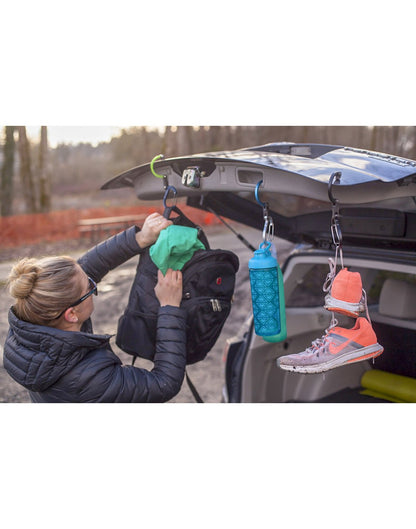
[150,154,168,189]
[328,170,343,246]
[255,180,274,242]
[163,185,177,209]
[328,171,342,206]
[327,172,345,273]
[255,179,269,217]
[331,219,342,246]
[150,154,165,178]
[263,216,274,242]
[255,180,267,208]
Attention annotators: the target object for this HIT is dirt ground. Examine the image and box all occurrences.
[0,224,293,403]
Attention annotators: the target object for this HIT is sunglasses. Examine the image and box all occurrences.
[55,276,98,319]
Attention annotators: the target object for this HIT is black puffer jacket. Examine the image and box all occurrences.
[3,227,187,403]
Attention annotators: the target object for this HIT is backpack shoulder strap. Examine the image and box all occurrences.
[185,370,204,403]
[163,204,210,249]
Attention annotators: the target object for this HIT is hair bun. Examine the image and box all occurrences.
[7,258,41,300]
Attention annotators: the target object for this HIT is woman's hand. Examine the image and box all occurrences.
[135,212,172,248]
[154,269,183,307]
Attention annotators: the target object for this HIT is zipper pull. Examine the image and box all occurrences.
[210,299,222,312]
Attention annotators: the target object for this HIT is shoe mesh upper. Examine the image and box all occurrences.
[331,268,362,303]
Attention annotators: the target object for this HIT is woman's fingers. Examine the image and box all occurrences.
[136,213,172,247]
[155,269,183,307]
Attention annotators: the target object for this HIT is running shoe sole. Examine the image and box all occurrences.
[324,294,365,318]
[277,344,384,374]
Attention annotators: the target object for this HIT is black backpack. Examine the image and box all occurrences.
[116,205,239,365]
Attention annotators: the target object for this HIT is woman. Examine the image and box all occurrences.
[3,212,186,403]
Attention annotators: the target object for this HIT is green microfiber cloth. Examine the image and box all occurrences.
[149,224,205,275]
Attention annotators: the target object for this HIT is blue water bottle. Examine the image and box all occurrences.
[249,241,287,342]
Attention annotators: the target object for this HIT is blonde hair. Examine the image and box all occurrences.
[7,256,84,326]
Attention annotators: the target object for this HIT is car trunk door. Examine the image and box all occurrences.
[102,143,416,248]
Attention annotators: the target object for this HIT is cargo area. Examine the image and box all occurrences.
[236,249,416,403]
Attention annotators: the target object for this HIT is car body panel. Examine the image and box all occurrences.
[103,143,416,201]
[102,143,416,249]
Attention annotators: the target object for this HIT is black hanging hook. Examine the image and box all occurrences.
[328,171,343,248]
[255,180,274,243]
[328,171,342,205]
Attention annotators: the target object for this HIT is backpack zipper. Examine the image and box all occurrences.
[211,299,222,312]
[183,294,229,312]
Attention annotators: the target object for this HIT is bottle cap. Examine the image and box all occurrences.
[249,241,277,269]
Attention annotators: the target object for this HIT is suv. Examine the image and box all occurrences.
[103,143,416,403]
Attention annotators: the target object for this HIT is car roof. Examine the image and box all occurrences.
[102,143,416,250]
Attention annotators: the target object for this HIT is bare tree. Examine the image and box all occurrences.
[175,126,193,156]
[17,126,37,213]
[407,126,416,160]
[163,126,176,157]
[370,126,380,152]
[38,126,51,212]
[191,126,210,153]
[1,126,16,216]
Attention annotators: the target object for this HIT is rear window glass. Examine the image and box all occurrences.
[286,264,328,307]
[286,264,416,308]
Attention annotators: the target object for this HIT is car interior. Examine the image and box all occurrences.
[238,253,416,403]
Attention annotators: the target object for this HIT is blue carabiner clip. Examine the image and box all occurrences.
[163,185,177,209]
[255,180,269,217]
[255,180,267,208]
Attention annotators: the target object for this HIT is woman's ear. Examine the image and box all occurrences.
[64,307,78,323]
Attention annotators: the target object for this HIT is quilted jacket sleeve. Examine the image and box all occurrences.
[74,306,187,403]
[78,226,145,282]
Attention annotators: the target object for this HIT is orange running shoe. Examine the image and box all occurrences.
[277,317,383,374]
[324,268,365,318]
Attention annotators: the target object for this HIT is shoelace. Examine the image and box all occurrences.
[323,257,336,293]
[304,316,339,355]
[362,289,372,324]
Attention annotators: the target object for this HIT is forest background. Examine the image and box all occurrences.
[2,125,416,218]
